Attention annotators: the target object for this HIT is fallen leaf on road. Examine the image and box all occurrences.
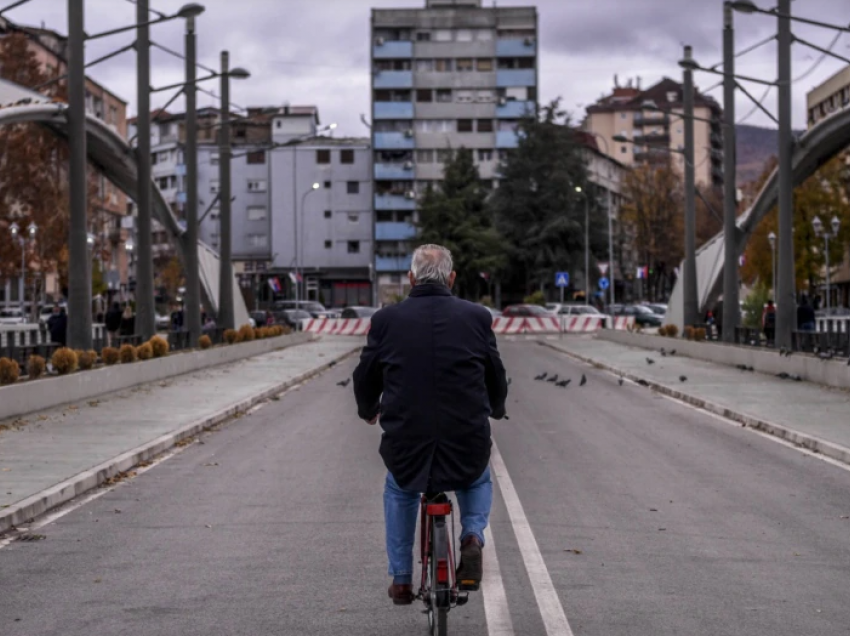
[564,549,582,554]
[205,524,212,529]
[658,528,666,532]
[88,401,99,407]
[203,462,219,467]
[94,578,102,583]
[649,508,658,512]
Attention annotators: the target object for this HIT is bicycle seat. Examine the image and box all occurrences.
[423,492,449,501]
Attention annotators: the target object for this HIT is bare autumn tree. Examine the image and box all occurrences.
[0,33,101,300]
[696,185,724,249]
[620,161,684,301]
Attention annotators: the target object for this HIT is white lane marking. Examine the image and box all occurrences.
[482,524,515,636]
[490,440,575,636]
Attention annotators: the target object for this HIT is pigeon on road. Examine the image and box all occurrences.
[679,375,687,382]
[534,372,548,381]
[579,374,587,387]
[546,374,559,383]
[669,350,677,356]
[618,377,625,386]
[646,358,655,365]
[776,372,790,380]
[555,379,570,388]
[337,378,351,387]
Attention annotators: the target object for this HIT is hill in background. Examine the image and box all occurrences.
[735,123,804,186]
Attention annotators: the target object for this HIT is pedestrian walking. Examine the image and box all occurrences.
[797,295,816,332]
[47,305,67,347]
[104,302,122,347]
[120,304,135,337]
[762,299,776,346]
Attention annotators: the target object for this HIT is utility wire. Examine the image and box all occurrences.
[196,85,247,113]
[0,0,33,15]
[123,0,167,19]
[708,33,778,71]
[151,40,217,75]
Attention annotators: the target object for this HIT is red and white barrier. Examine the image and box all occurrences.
[491,317,526,334]
[523,317,562,334]
[563,315,605,332]
[611,316,635,330]
[301,318,371,335]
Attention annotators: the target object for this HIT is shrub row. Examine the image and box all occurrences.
[658,324,679,338]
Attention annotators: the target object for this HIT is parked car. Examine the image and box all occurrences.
[340,306,378,319]
[0,308,27,325]
[276,309,312,330]
[155,313,170,330]
[482,306,502,318]
[644,303,668,316]
[271,300,337,319]
[557,303,604,316]
[609,304,663,327]
[249,310,271,327]
[502,304,556,318]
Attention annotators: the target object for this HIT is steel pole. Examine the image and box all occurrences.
[299,190,309,303]
[135,0,155,341]
[584,195,589,305]
[776,0,795,347]
[771,243,776,299]
[217,51,235,330]
[825,235,831,313]
[183,16,201,346]
[67,0,91,349]
[19,239,24,307]
[722,3,740,342]
[682,45,699,328]
[607,187,614,307]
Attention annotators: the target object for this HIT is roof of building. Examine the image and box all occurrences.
[587,77,721,115]
[0,76,52,107]
[573,128,628,170]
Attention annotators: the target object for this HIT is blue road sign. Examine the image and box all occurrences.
[598,277,610,291]
[555,272,570,288]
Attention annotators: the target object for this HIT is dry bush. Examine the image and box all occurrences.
[0,357,20,385]
[695,327,707,342]
[149,335,170,358]
[27,355,46,379]
[102,347,120,366]
[136,342,153,360]
[119,344,137,364]
[224,329,238,344]
[280,325,292,336]
[76,349,96,371]
[198,335,212,349]
[238,324,255,342]
[665,324,679,338]
[51,348,79,375]
[684,326,695,341]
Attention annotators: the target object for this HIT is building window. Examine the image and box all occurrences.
[159,123,170,137]
[415,119,453,132]
[621,113,627,119]
[436,149,454,163]
[434,59,453,72]
[151,153,158,165]
[621,146,628,154]
[248,234,268,247]
[348,241,361,254]
[247,206,267,221]
[347,181,360,194]
[416,59,434,72]
[477,149,493,162]
[347,213,359,223]
[157,177,169,190]
[417,31,431,41]
[324,210,332,219]
[456,58,474,72]
[455,90,474,103]
[210,180,220,193]
[316,149,331,164]
[325,240,332,249]
[457,119,474,133]
[341,149,355,164]
[417,89,433,103]
[477,119,494,133]
[324,181,332,189]
[210,152,220,165]
[476,90,496,102]
[416,149,435,163]
[476,59,493,72]
[456,29,473,42]
[436,89,453,103]
[433,29,452,42]
[246,150,266,165]
[247,179,267,192]
[275,120,282,129]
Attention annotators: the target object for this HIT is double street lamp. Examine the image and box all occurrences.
[768,231,777,298]
[9,222,36,309]
[573,185,590,305]
[812,215,841,314]
[296,183,321,305]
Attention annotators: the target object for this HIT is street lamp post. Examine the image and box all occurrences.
[768,231,776,299]
[587,132,616,308]
[574,185,590,305]
[813,215,841,313]
[8,222,35,309]
[297,183,321,304]
[722,2,740,342]
[216,52,251,331]
[679,45,699,329]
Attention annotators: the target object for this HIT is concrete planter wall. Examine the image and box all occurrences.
[598,330,850,391]
[0,333,314,421]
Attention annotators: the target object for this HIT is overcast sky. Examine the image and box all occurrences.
[7,0,850,135]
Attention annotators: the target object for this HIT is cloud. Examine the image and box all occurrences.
[6,0,850,134]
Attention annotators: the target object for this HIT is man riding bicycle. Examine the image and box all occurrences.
[353,244,509,605]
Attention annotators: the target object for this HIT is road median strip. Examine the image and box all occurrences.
[0,345,360,535]
[538,340,850,468]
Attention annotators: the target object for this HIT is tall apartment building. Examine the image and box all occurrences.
[370,0,538,303]
[0,16,130,304]
[585,76,723,189]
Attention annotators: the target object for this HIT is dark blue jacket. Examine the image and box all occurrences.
[353,283,508,493]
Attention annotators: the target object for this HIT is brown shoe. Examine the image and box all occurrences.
[456,535,483,591]
[388,583,415,605]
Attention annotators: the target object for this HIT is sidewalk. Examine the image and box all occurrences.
[0,337,363,533]
[541,336,850,465]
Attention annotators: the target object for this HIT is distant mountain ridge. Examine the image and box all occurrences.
[735,123,804,186]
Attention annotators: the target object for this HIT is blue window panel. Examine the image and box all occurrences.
[373,70,413,89]
[376,254,413,272]
[375,163,415,180]
[496,39,536,57]
[375,222,416,241]
[496,131,520,149]
[373,41,413,59]
[496,69,536,87]
[176,191,187,204]
[374,101,414,120]
[496,100,534,118]
[374,194,417,210]
[374,132,415,150]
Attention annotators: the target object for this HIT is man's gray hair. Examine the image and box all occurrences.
[410,244,453,285]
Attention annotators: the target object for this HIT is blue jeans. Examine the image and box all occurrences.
[383,466,492,578]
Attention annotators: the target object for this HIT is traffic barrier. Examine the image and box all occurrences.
[523,317,562,334]
[301,318,371,336]
[563,316,605,332]
[611,316,636,330]
[491,317,526,334]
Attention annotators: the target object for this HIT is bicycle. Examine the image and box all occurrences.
[417,492,470,635]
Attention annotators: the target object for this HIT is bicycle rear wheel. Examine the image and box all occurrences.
[430,516,450,635]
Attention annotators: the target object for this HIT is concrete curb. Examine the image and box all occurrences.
[538,340,850,468]
[0,345,360,535]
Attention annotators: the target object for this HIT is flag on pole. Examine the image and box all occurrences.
[268,277,282,293]
[288,272,302,284]
[479,272,490,281]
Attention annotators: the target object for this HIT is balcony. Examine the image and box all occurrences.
[496,130,520,148]
[375,193,416,210]
[632,133,670,145]
[374,132,415,150]
[496,100,534,118]
[373,40,413,59]
[496,39,536,57]
[373,70,413,89]
[374,101,414,120]
[376,222,417,241]
[496,69,535,87]
[374,162,415,180]
[376,254,413,272]
[633,114,670,127]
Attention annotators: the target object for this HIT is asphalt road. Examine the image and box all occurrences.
[2,339,850,636]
